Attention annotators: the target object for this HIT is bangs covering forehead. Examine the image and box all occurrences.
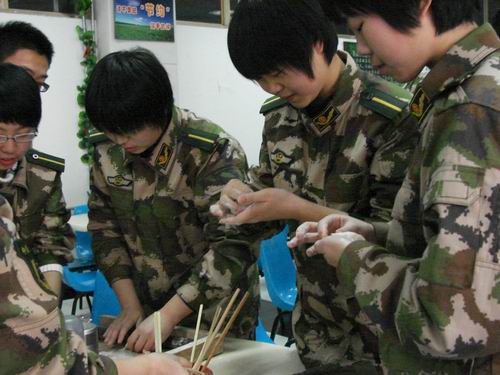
[329,0,481,34]
[0,63,41,129]
[228,0,338,80]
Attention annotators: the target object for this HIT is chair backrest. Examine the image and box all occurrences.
[75,231,94,262]
[91,271,121,326]
[258,227,297,312]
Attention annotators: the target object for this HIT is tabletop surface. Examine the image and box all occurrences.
[100,337,305,375]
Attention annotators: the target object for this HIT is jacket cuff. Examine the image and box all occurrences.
[103,265,133,286]
[337,240,374,297]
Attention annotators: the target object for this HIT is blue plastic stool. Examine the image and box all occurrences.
[91,271,121,326]
[259,226,297,345]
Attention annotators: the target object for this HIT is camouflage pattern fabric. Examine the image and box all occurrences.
[88,106,259,337]
[336,24,500,375]
[0,151,75,267]
[248,51,419,369]
[0,195,116,375]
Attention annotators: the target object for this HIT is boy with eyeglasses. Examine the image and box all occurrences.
[0,21,74,297]
[291,0,500,373]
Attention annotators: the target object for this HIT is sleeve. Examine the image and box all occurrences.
[88,153,134,285]
[0,197,117,375]
[31,173,75,267]
[362,111,419,244]
[175,137,260,309]
[247,123,277,190]
[337,105,500,360]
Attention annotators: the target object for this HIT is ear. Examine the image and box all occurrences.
[313,41,324,54]
[420,0,432,17]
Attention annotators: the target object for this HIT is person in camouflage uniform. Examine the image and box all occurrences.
[211,0,419,371]
[0,194,191,375]
[293,0,500,373]
[85,48,259,353]
[0,63,189,375]
[0,21,75,297]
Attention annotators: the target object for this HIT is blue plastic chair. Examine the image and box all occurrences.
[258,226,297,345]
[62,204,96,314]
[91,271,121,326]
[255,318,274,344]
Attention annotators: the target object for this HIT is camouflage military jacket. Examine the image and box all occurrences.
[0,195,116,375]
[249,51,418,366]
[89,107,259,332]
[0,149,75,267]
[337,24,500,374]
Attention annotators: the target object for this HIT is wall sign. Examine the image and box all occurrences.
[114,0,174,42]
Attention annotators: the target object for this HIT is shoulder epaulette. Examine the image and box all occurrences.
[260,95,289,114]
[26,149,65,172]
[360,88,410,120]
[88,130,109,145]
[180,128,219,152]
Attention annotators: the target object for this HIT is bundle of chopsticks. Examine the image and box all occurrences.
[153,288,250,375]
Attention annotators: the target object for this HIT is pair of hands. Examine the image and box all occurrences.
[209,179,300,225]
[103,306,175,353]
[287,214,374,267]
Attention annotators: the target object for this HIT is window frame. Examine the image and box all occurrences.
[0,0,79,17]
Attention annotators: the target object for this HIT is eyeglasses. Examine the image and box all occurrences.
[0,132,38,144]
[39,82,50,93]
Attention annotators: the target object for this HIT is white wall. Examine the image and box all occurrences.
[0,11,89,207]
[176,24,268,165]
[0,5,355,207]
[94,0,178,100]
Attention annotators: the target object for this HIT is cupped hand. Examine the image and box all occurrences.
[103,306,144,347]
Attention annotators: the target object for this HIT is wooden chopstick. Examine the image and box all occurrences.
[154,311,162,353]
[203,291,250,369]
[192,288,249,372]
[190,304,204,363]
[192,306,221,371]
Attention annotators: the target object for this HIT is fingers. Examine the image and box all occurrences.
[127,328,151,353]
[317,215,344,238]
[219,205,255,225]
[288,232,321,248]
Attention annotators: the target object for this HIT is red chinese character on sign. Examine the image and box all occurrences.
[156,4,165,18]
[144,2,155,17]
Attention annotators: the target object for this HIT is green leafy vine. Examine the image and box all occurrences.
[75,0,96,164]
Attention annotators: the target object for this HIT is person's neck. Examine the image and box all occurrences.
[320,54,344,99]
[428,22,478,68]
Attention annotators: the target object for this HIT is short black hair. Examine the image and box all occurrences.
[493,10,500,36]
[85,48,174,135]
[227,0,338,80]
[0,21,54,65]
[0,63,41,129]
[330,0,481,35]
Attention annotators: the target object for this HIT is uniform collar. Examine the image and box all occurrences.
[301,51,362,137]
[9,156,28,190]
[123,106,180,175]
[412,23,500,118]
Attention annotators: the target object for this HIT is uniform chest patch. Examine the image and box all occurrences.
[155,143,172,170]
[410,87,430,121]
[312,106,340,136]
[271,150,293,166]
[107,175,133,187]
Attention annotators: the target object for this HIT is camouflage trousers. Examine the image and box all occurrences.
[292,258,381,373]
